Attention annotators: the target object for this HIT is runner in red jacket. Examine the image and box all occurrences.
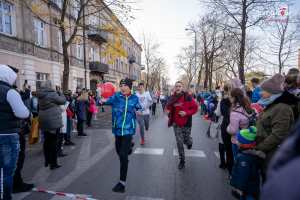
[165,81,198,169]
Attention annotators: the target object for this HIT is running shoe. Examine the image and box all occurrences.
[145,127,149,131]
[72,129,78,132]
[141,139,145,145]
[178,160,185,169]
[187,137,193,150]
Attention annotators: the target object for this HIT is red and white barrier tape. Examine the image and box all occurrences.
[32,188,99,200]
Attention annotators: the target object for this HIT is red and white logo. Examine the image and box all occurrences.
[280,7,287,16]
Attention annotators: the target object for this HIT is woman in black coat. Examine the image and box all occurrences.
[76,92,91,138]
[37,81,66,170]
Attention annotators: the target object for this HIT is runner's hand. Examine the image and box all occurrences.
[98,99,108,104]
[165,110,170,116]
[179,111,186,117]
[142,106,147,111]
[136,110,142,116]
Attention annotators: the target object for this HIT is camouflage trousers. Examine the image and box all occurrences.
[172,122,192,160]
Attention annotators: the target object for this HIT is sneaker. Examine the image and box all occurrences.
[78,135,82,138]
[187,137,193,150]
[112,182,125,193]
[224,175,231,183]
[231,190,240,199]
[145,127,149,131]
[72,129,78,132]
[178,160,185,169]
[128,142,135,155]
[82,133,88,138]
[64,141,76,146]
[12,182,35,194]
[140,139,145,145]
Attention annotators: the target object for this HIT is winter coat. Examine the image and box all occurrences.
[166,92,198,127]
[60,102,70,133]
[227,105,256,144]
[97,91,142,136]
[254,91,298,173]
[200,92,206,102]
[164,96,170,105]
[230,144,264,196]
[76,99,91,121]
[220,98,231,132]
[87,96,95,112]
[20,90,31,113]
[251,87,262,103]
[37,87,66,132]
[259,119,300,200]
[31,96,38,113]
[215,99,224,144]
[151,93,158,103]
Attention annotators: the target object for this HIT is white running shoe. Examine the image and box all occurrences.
[72,129,78,132]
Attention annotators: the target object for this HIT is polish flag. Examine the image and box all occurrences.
[280,7,287,10]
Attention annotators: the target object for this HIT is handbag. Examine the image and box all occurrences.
[206,121,212,137]
[209,116,220,139]
[66,107,74,117]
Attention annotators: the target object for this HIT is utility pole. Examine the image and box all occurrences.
[194,32,197,92]
[82,0,87,88]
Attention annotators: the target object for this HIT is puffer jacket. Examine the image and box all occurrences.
[97,91,142,136]
[254,91,298,173]
[37,87,66,132]
[227,105,256,144]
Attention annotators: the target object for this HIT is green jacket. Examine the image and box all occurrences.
[254,91,297,173]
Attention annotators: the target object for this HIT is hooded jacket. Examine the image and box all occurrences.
[37,87,66,132]
[98,91,142,136]
[230,144,264,196]
[251,87,262,103]
[0,65,29,134]
[254,91,298,173]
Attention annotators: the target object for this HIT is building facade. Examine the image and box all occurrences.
[0,0,142,93]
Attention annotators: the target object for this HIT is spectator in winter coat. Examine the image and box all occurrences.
[227,88,257,160]
[200,90,207,115]
[76,92,91,137]
[151,90,158,115]
[31,91,38,118]
[251,78,262,103]
[254,73,298,183]
[98,77,142,193]
[37,80,66,170]
[58,100,69,157]
[230,127,265,199]
[231,77,247,97]
[86,90,95,127]
[75,87,81,96]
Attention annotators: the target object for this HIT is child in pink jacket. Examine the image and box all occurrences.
[227,88,257,160]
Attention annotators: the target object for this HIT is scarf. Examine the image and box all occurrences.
[257,93,282,107]
[168,91,184,106]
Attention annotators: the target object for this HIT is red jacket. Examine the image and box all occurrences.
[87,97,95,112]
[166,92,198,127]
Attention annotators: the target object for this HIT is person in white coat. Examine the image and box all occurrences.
[215,95,227,169]
[58,101,69,157]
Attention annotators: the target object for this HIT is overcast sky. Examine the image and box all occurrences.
[126,0,300,85]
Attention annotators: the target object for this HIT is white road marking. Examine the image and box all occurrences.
[126,196,164,200]
[173,149,206,157]
[134,148,164,155]
[12,192,31,200]
[214,151,220,158]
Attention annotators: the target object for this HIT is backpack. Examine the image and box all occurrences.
[232,110,257,128]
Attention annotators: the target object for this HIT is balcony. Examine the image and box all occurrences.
[89,62,108,73]
[128,56,136,63]
[131,75,137,81]
[88,25,108,43]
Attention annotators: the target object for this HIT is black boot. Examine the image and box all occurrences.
[12,182,35,194]
[102,107,105,112]
[112,182,125,193]
[50,163,62,170]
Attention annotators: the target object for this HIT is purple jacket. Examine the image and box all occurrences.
[227,105,256,144]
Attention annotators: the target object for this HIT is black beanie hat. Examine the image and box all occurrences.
[120,77,133,89]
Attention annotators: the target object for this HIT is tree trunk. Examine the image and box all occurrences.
[238,0,247,85]
[62,45,69,90]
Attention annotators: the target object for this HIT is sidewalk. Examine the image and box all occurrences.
[95,105,112,118]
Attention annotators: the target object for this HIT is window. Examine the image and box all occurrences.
[36,73,49,90]
[0,1,12,35]
[57,0,63,9]
[103,54,106,64]
[77,78,83,88]
[91,47,96,61]
[34,19,45,46]
[74,1,79,19]
[115,59,118,71]
[59,31,62,53]
[125,64,127,74]
[121,62,123,73]
[76,43,82,59]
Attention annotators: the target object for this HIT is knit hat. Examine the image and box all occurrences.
[120,77,132,89]
[260,73,284,94]
[230,77,247,97]
[236,126,257,145]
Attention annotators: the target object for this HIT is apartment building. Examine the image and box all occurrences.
[0,0,142,92]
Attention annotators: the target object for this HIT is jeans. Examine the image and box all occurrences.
[43,129,60,164]
[221,131,234,175]
[240,195,254,200]
[71,119,75,130]
[115,134,133,181]
[0,134,20,200]
[232,143,240,160]
[87,112,93,126]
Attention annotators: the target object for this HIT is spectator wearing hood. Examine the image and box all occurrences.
[231,77,247,97]
[254,73,299,183]
[0,65,30,199]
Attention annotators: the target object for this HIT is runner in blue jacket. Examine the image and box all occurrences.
[98,78,142,193]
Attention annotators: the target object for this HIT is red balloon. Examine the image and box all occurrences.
[252,103,262,115]
[205,115,211,120]
[100,83,116,98]
[157,92,161,95]
[96,84,101,88]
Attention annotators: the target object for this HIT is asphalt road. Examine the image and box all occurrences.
[13,104,237,200]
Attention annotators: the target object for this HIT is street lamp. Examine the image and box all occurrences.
[185,28,197,92]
